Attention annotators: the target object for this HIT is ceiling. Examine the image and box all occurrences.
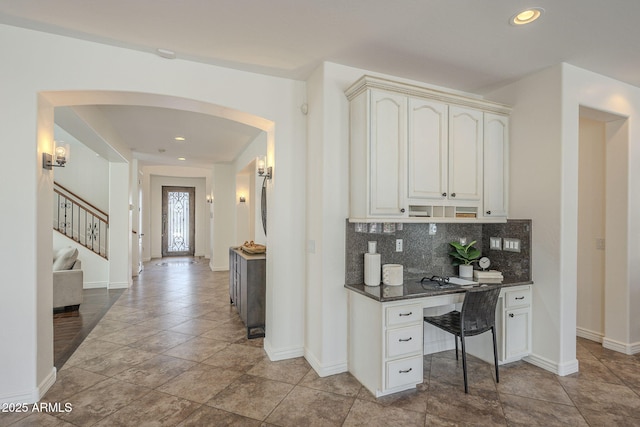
[2,0,639,167]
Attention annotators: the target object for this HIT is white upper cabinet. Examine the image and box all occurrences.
[483,113,509,218]
[349,88,407,219]
[369,90,407,216]
[407,98,448,201]
[346,76,510,222]
[448,106,483,202]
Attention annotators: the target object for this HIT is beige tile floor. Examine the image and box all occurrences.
[3,257,640,426]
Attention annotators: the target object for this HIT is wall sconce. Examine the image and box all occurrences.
[257,155,272,180]
[206,194,213,204]
[239,196,246,203]
[43,144,68,170]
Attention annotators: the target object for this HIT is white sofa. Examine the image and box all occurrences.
[53,247,83,310]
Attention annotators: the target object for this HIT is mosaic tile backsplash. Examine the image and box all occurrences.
[345,219,532,284]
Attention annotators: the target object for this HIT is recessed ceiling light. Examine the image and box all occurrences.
[156,48,176,59]
[178,157,186,161]
[511,7,544,25]
[174,136,186,142]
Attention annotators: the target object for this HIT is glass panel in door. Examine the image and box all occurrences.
[162,186,195,257]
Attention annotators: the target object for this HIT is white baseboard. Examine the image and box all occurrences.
[524,353,579,376]
[0,388,37,405]
[108,281,129,290]
[83,281,108,289]
[602,337,640,355]
[264,339,304,362]
[304,349,348,377]
[38,367,57,401]
[211,266,229,272]
[576,327,603,343]
[0,367,58,404]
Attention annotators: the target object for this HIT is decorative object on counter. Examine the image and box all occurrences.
[478,256,490,270]
[364,241,381,286]
[449,240,481,277]
[382,264,403,286]
[240,241,266,254]
[473,269,504,282]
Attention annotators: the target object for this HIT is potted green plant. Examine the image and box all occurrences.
[449,240,481,277]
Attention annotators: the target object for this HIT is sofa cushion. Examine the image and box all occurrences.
[53,247,78,271]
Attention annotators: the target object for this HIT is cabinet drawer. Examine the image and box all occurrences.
[386,325,423,358]
[386,304,422,327]
[505,288,530,308]
[386,355,423,389]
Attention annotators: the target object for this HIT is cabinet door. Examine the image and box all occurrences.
[505,306,531,360]
[448,106,483,202]
[369,90,407,216]
[483,113,509,217]
[407,98,448,200]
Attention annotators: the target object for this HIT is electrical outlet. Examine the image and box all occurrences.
[396,239,403,252]
[490,237,502,250]
[428,223,437,236]
[503,238,521,252]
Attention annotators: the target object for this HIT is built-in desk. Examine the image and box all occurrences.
[345,277,533,397]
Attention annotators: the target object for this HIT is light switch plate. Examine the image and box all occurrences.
[490,237,502,250]
[503,238,521,252]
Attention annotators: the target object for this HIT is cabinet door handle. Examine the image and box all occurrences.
[509,313,515,318]
[451,193,456,197]
[515,296,525,300]
[399,368,413,374]
[400,208,405,213]
[486,210,492,215]
[399,312,413,317]
[442,192,447,197]
[398,337,413,342]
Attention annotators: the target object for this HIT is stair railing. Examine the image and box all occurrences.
[53,182,109,259]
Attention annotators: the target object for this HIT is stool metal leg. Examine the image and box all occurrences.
[460,334,469,393]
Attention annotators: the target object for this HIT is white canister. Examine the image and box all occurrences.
[382,264,403,286]
[364,253,381,286]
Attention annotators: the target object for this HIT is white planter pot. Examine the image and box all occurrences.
[459,264,473,278]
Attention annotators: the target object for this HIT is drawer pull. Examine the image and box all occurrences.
[509,313,515,318]
[399,368,413,374]
[398,312,413,317]
[515,296,525,300]
[398,337,413,342]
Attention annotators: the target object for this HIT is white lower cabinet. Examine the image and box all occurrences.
[505,307,531,361]
[348,285,531,397]
[385,356,423,389]
[465,285,532,364]
[348,294,424,397]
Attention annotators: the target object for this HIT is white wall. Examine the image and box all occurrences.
[0,23,305,403]
[485,63,640,373]
[212,164,235,271]
[234,132,267,245]
[53,125,110,211]
[576,118,606,339]
[148,174,208,258]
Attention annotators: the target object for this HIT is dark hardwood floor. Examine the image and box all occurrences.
[53,288,124,369]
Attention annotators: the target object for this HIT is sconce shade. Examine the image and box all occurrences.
[257,155,272,180]
[43,144,68,170]
[239,196,246,203]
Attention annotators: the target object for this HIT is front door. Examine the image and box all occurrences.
[162,186,195,257]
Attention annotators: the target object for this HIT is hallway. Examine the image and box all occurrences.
[3,258,640,426]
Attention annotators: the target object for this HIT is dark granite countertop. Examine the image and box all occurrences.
[345,275,533,302]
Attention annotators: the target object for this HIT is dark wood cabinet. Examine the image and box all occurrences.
[229,247,266,338]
